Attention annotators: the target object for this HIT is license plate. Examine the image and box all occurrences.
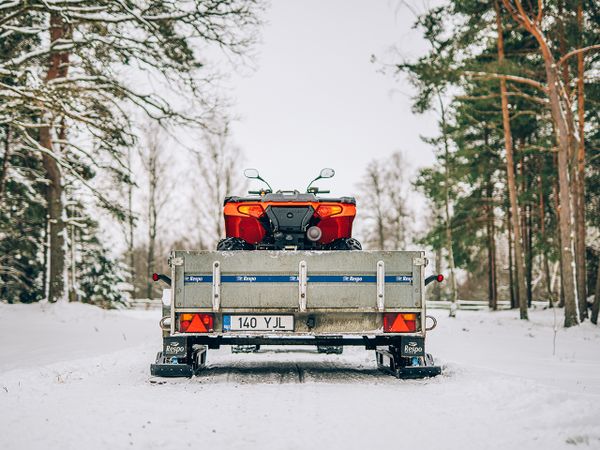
[223,315,294,331]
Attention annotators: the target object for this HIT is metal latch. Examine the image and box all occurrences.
[298,260,307,312]
[170,257,183,267]
[413,257,428,267]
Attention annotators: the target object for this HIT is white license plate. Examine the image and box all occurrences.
[223,315,294,331]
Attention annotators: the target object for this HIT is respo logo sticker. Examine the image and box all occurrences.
[404,341,423,355]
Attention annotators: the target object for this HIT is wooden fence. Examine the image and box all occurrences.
[128,298,551,311]
[425,300,550,310]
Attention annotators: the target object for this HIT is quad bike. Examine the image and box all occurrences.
[217,168,362,252]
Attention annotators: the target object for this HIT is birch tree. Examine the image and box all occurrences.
[357,152,412,251]
[138,124,170,300]
[192,122,247,248]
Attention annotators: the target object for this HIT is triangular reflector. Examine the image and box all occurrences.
[392,314,409,332]
[187,314,207,332]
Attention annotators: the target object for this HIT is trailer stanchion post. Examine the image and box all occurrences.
[212,261,221,312]
[376,260,385,311]
[298,260,307,312]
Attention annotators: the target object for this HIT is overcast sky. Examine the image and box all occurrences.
[227,0,439,197]
[103,1,443,254]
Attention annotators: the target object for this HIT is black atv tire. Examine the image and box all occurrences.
[216,237,253,251]
[328,238,362,250]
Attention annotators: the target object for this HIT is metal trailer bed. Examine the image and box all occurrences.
[151,250,442,379]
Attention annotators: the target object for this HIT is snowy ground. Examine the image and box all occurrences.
[1,302,599,450]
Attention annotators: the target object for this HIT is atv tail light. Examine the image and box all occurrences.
[178,313,214,333]
[237,204,265,218]
[316,204,343,218]
[436,274,444,282]
[383,313,417,333]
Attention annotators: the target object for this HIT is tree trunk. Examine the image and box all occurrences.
[437,94,457,315]
[146,155,157,300]
[486,181,498,310]
[558,0,586,320]
[553,160,565,308]
[126,148,136,298]
[41,12,70,303]
[526,201,533,307]
[42,213,49,299]
[0,125,10,204]
[591,258,600,324]
[507,205,516,309]
[543,59,579,327]
[41,138,65,303]
[538,167,554,303]
[519,154,533,308]
[495,2,528,319]
[574,0,587,319]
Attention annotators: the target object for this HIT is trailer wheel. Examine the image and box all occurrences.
[327,238,362,250]
[217,237,254,251]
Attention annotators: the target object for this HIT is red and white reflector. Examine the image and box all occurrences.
[383,313,418,333]
[178,313,214,333]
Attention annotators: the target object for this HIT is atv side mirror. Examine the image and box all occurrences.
[306,168,335,193]
[244,168,273,193]
[244,168,260,179]
[320,168,335,178]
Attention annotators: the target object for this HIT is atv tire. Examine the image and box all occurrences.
[216,237,253,251]
[328,238,362,250]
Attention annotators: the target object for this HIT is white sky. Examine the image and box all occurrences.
[227,0,439,197]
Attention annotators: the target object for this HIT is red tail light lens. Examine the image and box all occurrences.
[179,313,214,333]
[436,274,444,282]
[316,204,343,218]
[383,313,417,333]
[237,204,265,218]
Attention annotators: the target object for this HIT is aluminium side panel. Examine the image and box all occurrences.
[173,250,424,310]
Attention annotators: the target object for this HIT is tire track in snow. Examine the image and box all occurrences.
[295,364,305,383]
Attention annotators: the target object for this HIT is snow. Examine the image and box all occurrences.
[1,303,599,450]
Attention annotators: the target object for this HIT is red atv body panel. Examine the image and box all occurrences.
[223,200,356,245]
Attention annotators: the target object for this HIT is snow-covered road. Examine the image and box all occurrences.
[1,302,599,450]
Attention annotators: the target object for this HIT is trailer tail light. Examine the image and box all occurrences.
[178,313,214,333]
[237,204,265,218]
[316,204,343,218]
[383,313,417,333]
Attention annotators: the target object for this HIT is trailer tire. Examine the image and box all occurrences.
[216,237,253,251]
[328,238,362,250]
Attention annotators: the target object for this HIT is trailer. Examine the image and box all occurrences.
[151,249,442,379]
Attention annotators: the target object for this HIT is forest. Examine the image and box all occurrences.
[0,0,599,329]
